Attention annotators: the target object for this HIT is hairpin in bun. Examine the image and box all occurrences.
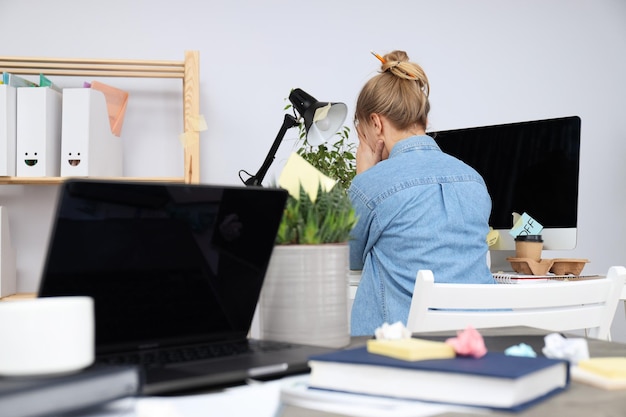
[370,50,386,64]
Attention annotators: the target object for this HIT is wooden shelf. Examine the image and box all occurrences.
[0,293,36,301]
[0,51,200,184]
[0,176,186,185]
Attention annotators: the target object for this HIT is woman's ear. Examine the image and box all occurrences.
[370,113,384,135]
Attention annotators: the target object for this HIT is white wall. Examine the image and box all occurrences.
[1,0,625,340]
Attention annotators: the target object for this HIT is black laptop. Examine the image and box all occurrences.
[37,179,336,395]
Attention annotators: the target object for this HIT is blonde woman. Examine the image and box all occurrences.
[349,50,495,336]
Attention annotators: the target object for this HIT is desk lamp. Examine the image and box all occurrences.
[240,88,348,186]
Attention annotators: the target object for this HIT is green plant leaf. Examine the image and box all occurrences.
[275,183,357,245]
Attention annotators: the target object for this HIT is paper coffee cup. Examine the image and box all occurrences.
[514,235,543,261]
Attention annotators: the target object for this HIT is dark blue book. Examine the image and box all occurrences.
[0,364,141,417]
[307,346,570,412]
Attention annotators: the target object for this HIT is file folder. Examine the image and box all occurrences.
[61,88,123,177]
[16,87,62,177]
[0,85,17,176]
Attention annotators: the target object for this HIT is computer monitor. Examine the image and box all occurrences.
[428,116,581,269]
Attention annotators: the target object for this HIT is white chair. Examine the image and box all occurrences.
[621,284,626,321]
[406,266,626,340]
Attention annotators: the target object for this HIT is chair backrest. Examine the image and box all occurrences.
[406,266,626,340]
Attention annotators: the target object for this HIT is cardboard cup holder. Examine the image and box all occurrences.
[550,258,589,275]
[506,257,589,276]
[506,258,554,275]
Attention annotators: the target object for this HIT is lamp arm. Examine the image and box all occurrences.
[243,113,300,186]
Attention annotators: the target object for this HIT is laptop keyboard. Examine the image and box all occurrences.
[98,340,294,369]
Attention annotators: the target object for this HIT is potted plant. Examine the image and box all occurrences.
[255,97,357,348]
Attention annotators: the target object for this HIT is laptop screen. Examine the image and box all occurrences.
[38,180,288,354]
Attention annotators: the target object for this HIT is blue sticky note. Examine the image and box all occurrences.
[509,212,543,238]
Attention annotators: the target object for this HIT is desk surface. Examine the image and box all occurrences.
[427,327,626,417]
[279,327,626,417]
[78,327,626,417]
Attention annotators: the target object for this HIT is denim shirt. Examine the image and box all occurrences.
[348,135,495,336]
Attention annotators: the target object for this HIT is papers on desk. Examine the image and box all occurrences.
[279,375,481,417]
[81,379,283,417]
[492,272,601,284]
[79,375,476,417]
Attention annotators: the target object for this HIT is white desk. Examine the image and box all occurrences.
[85,375,473,417]
[81,379,283,417]
[82,329,626,417]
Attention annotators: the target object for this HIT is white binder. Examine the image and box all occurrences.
[0,85,17,176]
[16,87,62,177]
[60,88,123,177]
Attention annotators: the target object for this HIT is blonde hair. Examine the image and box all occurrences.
[355,50,430,131]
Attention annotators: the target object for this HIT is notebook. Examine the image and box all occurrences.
[492,272,601,284]
[37,179,337,395]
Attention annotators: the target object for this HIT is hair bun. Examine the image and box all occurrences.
[372,50,410,72]
[384,50,410,63]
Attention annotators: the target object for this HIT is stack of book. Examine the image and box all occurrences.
[0,364,142,417]
[280,344,570,413]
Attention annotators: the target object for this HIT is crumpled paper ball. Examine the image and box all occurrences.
[542,333,589,364]
[505,343,537,357]
[374,321,411,340]
[445,325,488,358]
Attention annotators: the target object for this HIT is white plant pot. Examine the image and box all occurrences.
[258,244,350,348]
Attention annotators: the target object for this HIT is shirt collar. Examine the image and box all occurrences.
[389,135,441,158]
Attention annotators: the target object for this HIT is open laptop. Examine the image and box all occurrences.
[38,179,337,395]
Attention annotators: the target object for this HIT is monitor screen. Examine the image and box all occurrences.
[428,116,581,254]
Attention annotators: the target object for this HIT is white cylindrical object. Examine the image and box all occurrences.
[0,296,94,376]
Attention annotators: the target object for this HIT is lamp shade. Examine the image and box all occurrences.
[289,88,348,146]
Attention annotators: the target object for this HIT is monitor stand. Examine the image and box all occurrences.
[489,250,516,273]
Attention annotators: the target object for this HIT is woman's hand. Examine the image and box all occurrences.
[356,138,385,174]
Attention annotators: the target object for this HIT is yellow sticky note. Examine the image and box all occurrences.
[486,228,499,246]
[578,357,626,379]
[187,114,208,132]
[313,103,332,122]
[367,338,456,362]
[279,153,336,202]
[178,131,199,149]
